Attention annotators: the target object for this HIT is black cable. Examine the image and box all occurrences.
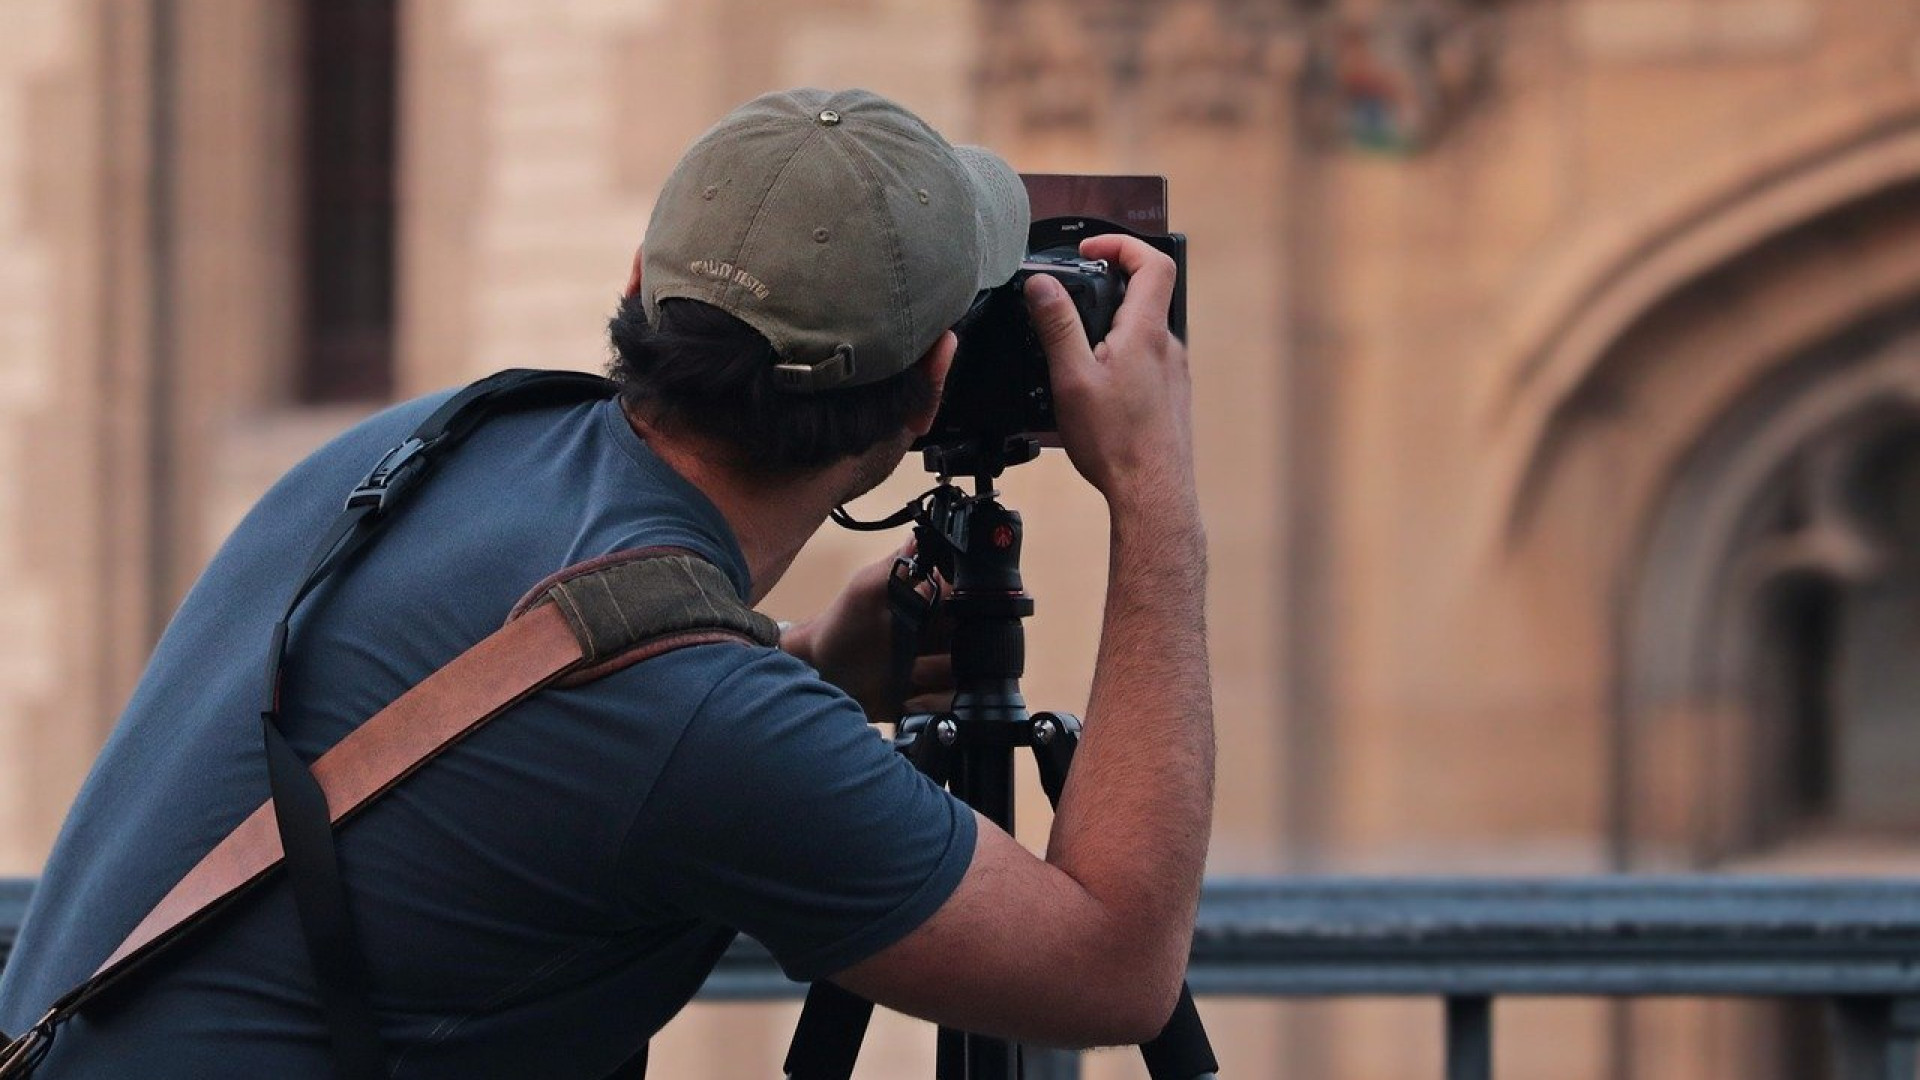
[829,486,943,532]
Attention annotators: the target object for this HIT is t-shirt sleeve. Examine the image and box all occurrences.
[617,646,978,982]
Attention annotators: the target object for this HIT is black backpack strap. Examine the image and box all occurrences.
[258,369,614,1080]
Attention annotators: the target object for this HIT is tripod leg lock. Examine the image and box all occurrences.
[894,712,954,784]
[1029,712,1081,746]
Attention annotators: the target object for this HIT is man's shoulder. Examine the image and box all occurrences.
[581,638,875,779]
[590,637,835,721]
[667,638,843,706]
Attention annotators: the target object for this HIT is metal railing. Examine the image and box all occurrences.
[6,877,1920,1078]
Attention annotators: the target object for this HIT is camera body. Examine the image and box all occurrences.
[915,214,1188,451]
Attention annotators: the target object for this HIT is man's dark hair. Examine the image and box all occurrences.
[608,295,933,471]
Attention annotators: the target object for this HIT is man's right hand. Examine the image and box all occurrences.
[1023,234,1196,518]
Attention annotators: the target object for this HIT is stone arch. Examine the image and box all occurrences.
[1481,89,1920,545]
[1471,99,1920,865]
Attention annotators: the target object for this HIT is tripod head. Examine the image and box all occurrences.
[905,434,1038,585]
[894,434,1041,708]
[917,433,1043,492]
[831,431,1047,610]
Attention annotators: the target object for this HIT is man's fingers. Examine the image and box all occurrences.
[910,654,954,695]
[1024,274,1097,377]
[901,692,956,717]
[1079,233,1173,287]
[1079,234,1176,339]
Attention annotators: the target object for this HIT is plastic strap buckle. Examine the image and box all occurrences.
[0,1009,59,1077]
[345,436,435,514]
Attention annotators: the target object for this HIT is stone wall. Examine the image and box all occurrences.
[5,0,1920,1075]
[0,0,99,872]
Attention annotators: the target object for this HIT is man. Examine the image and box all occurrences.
[0,88,1211,1076]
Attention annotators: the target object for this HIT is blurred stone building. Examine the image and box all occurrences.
[2,0,1918,1076]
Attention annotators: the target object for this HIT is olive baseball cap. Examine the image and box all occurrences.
[640,88,1030,392]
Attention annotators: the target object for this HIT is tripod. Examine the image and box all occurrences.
[785,437,1220,1080]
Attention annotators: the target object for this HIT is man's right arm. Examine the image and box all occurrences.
[833,235,1214,1048]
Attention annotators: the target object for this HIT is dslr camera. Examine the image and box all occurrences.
[916,175,1188,453]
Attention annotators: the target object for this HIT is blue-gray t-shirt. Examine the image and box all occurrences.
[0,392,976,1078]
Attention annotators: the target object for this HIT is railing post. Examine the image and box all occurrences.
[1021,1046,1080,1080]
[1445,996,1492,1080]
[1829,996,1920,1080]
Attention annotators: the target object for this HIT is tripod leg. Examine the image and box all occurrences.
[1140,990,1219,1080]
[964,1032,1018,1079]
[938,1026,965,1080]
[1027,713,1221,1080]
[783,982,874,1080]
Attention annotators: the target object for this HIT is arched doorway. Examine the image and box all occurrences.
[1615,307,1920,1078]
[1491,123,1920,1076]
[1623,309,1920,862]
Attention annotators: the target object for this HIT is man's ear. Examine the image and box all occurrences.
[907,331,956,438]
[623,245,644,299]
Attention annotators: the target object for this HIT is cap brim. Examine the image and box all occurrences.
[953,145,1030,293]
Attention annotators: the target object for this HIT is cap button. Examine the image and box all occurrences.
[817,109,841,127]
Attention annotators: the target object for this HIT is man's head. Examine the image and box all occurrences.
[609,88,1029,486]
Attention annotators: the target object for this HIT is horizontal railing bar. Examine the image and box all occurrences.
[7,876,1920,1001]
[708,877,1920,1000]
[1186,876,1920,998]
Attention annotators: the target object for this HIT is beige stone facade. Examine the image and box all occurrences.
[6,0,1920,1075]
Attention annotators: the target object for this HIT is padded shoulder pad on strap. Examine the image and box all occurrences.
[507,548,781,688]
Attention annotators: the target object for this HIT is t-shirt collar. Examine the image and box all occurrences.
[598,398,755,601]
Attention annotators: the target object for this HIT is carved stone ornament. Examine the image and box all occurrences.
[974,0,1306,133]
[974,0,1111,132]
[1298,0,1495,154]
[1139,2,1301,128]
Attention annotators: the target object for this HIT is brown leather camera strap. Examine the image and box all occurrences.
[84,602,577,996]
[41,548,778,1021]
[3,604,593,1075]
[1,603,582,1074]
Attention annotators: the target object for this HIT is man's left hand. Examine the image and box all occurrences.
[779,542,953,723]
